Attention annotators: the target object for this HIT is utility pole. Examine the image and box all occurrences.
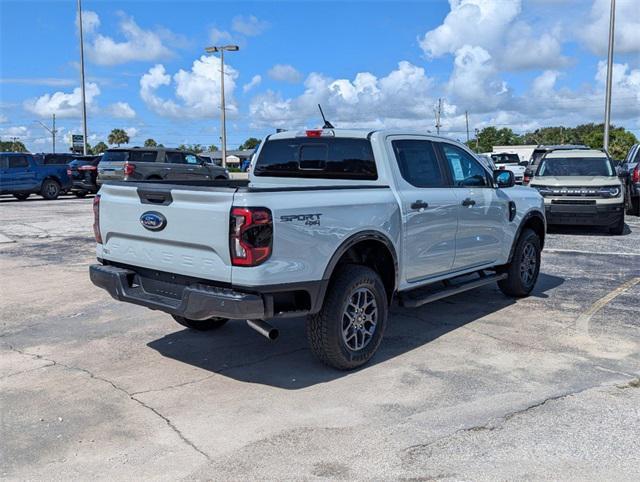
[475,128,480,152]
[603,0,616,152]
[434,98,442,135]
[36,114,57,153]
[77,0,88,155]
[204,44,239,168]
[465,111,470,143]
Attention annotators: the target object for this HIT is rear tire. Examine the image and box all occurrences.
[627,197,639,216]
[74,190,88,198]
[13,193,30,201]
[609,213,625,235]
[498,228,541,297]
[172,315,228,331]
[306,265,388,370]
[40,179,61,200]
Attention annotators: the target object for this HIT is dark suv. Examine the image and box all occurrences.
[621,143,639,216]
[67,155,101,197]
[97,147,229,185]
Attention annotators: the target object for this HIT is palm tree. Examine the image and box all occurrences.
[108,128,130,147]
[144,138,157,147]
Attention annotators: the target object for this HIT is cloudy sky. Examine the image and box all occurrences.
[1,0,638,152]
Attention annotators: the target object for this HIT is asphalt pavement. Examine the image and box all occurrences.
[1,194,639,480]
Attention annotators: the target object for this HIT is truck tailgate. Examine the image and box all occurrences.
[98,183,236,283]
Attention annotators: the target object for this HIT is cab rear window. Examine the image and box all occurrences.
[254,137,377,180]
[101,151,128,162]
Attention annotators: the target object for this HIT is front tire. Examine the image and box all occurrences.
[306,265,388,370]
[498,228,541,297]
[172,315,228,331]
[40,179,61,200]
[626,197,639,217]
[609,213,625,235]
[74,190,88,198]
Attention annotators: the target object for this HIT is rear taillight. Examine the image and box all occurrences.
[93,195,102,244]
[124,162,135,176]
[66,168,72,175]
[230,207,272,266]
[633,166,639,184]
[523,175,530,185]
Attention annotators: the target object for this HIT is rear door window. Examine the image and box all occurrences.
[166,152,185,164]
[391,139,446,188]
[8,155,29,168]
[254,137,377,180]
[129,151,157,163]
[101,151,128,163]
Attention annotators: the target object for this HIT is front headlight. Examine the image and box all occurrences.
[532,185,551,196]
[598,186,621,197]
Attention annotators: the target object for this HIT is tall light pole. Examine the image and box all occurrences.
[77,0,88,155]
[204,44,239,168]
[35,114,57,153]
[603,0,616,152]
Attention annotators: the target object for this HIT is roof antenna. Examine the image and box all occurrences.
[318,104,334,129]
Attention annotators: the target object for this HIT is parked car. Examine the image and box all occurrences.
[36,153,77,166]
[97,147,229,185]
[621,143,639,216]
[528,149,625,234]
[0,152,71,200]
[491,152,528,184]
[67,155,101,197]
[476,153,496,171]
[524,144,589,184]
[90,128,545,370]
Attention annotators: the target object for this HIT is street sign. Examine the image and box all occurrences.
[72,134,84,153]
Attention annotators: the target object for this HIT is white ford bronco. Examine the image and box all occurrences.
[90,128,546,369]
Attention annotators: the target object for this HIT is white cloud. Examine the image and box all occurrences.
[447,46,510,112]
[140,55,238,118]
[419,0,567,71]
[232,15,269,36]
[268,64,302,83]
[0,78,75,87]
[124,127,139,139]
[580,0,640,55]
[24,83,100,118]
[0,113,7,123]
[250,61,436,129]
[76,9,100,34]
[243,74,262,93]
[0,126,29,137]
[85,13,174,66]
[106,101,136,118]
[209,27,234,44]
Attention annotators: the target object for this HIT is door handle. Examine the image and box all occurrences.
[461,198,476,207]
[410,200,429,210]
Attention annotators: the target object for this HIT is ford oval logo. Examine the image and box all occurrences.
[140,211,167,231]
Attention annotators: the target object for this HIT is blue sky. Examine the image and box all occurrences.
[1,0,639,152]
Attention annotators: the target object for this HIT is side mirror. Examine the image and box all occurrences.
[616,166,629,178]
[493,169,515,188]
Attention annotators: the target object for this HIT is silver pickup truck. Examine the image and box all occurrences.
[90,129,546,369]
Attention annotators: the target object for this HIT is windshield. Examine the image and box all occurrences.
[101,151,128,163]
[491,153,520,164]
[537,157,614,177]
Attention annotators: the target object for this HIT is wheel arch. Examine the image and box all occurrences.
[321,230,398,305]
[508,210,546,262]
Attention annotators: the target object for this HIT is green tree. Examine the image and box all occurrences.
[144,138,157,147]
[207,144,218,152]
[238,137,260,150]
[0,140,27,152]
[107,128,130,147]
[93,141,108,154]
[468,127,520,153]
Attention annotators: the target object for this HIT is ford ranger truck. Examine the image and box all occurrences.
[90,129,546,370]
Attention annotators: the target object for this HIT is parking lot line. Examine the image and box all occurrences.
[575,276,640,336]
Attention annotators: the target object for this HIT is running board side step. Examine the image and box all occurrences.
[399,273,507,308]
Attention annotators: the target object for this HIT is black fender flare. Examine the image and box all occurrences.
[507,210,546,263]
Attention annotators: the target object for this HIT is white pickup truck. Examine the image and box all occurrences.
[90,129,546,369]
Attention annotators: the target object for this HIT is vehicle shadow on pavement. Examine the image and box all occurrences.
[147,273,564,390]
[547,223,632,236]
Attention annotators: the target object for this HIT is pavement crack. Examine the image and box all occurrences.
[402,380,636,458]
[3,344,211,460]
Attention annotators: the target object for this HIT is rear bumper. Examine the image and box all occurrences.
[545,202,624,226]
[90,264,265,320]
[71,179,98,192]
